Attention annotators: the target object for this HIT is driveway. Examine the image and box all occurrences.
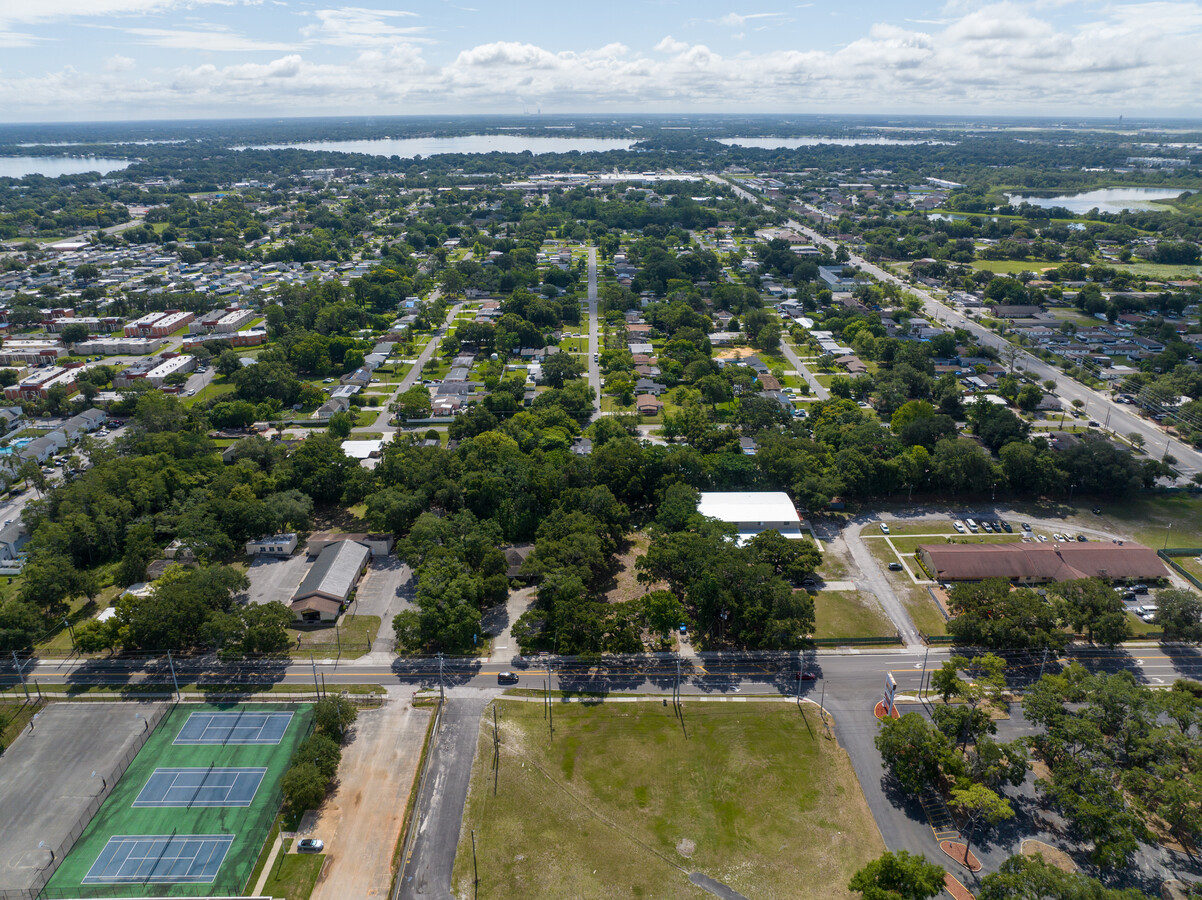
[397,691,494,900]
[354,557,414,653]
[246,553,309,606]
[309,691,431,900]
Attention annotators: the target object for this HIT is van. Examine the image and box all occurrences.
[965,518,979,533]
[1135,604,1158,617]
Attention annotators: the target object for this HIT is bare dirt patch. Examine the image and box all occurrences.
[676,838,696,859]
[604,531,665,604]
[1020,839,1076,873]
[308,693,431,900]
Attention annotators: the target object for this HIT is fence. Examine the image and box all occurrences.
[1158,548,1202,592]
[0,701,169,900]
[810,635,902,647]
[6,690,386,708]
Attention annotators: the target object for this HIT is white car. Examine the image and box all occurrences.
[1037,534,1049,543]
[880,523,890,534]
[953,521,966,533]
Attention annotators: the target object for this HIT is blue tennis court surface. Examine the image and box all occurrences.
[133,767,267,808]
[82,834,234,884]
[174,711,293,745]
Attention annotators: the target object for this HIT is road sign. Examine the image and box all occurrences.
[884,673,897,716]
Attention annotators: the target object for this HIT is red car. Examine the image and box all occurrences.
[795,671,817,681]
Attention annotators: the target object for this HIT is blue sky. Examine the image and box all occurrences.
[0,1,1200,121]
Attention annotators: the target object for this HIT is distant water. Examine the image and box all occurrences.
[0,156,132,178]
[1007,187,1191,214]
[237,135,637,157]
[718,136,949,148]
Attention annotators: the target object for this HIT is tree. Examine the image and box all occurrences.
[948,783,1013,865]
[327,409,356,439]
[848,851,945,900]
[1154,588,1202,642]
[977,855,1146,900]
[395,385,432,421]
[314,694,358,743]
[540,352,584,389]
[875,713,952,794]
[0,599,43,652]
[1050,578,1130,646]
[291,733,342,781]
[281,761,329,813]
[215,349,242,376]
[59,322,90,346]
[1127,432,1145,451]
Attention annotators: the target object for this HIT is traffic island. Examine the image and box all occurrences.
[940,840,982,872]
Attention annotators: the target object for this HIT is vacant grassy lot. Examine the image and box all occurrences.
[453,701,882,900]
[262,850,324,900]
[887,533,1022,556]
[813,591,895,639]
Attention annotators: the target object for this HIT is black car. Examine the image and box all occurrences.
[497,671,519,685]
[1133,584,1149,595]
[297,839,324,853]
[888,562,904,571]
[1000,522,1013,533]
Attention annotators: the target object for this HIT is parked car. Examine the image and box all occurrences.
[1076,534,1087,542]
[879,523,890,534]
[1021,522,1032,532]
[1000,522,1013,533]
[497,672,519,685]
[1133,584,1149,594]
[1037,534,1049,543]
[888,562,904,571]
[953,521,966,533]
[297,839,324,853]
[982,522,994,533]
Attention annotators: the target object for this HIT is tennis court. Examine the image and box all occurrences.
[133,767,266,808]
[173,711,293,745]
[45,702,313,898]
[82,835,234,884]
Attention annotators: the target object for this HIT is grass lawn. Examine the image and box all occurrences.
[871,521,958,536]
[288,614,380,660]
[970,259,1054,275]
[886,533,1021,556]
[815,547,851,582]
[453,700,883,900]
[812,591,895,639]
[861,538,949,636]
[0,700,41,748]
[261,850,324,900]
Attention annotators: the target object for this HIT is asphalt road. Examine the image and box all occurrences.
[586,246,601,419]
[777,337,829,400]
[396,693,490,900]
[711,175,1201,481]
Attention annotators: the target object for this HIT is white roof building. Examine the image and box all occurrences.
[697,491,804,543]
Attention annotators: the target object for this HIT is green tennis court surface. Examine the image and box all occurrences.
[45,702,312,898]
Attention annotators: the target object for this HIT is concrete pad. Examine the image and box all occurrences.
[0,701,167,894]
[246,553,309,607]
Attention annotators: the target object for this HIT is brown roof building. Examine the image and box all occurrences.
[917,542,1166,584]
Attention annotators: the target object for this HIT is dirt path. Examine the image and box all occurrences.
[309,690,431,900]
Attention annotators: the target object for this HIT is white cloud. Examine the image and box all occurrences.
[0,0,259,26]
[300,7,427,47]
[124,26,299,51]
[717,12,785,27]
[3,0,1202,118]
[104,53,136,70]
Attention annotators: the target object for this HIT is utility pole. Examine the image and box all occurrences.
[1164,522,1173,550]
[1038,645,1049,681]
[438,652,444,705]
[548,664,553,738]
[920,646,929,700]
[167,650,180,701]
[310,657,319,700]
[11,651,29,702]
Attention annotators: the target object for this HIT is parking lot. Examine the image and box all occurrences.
[245,553,308,607]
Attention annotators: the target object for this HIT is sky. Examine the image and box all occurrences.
[0,0,1201,122]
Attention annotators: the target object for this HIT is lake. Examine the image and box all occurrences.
[0,156,132,178]
[717,136,949,148]
[1006,187,1192,215]
[238,135,637,157]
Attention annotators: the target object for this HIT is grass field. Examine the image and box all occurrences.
[812,591,895,639]
[971,259,1054,275]
[46,702,313,899]
[260,847,324,900]
[452,700,883,900]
